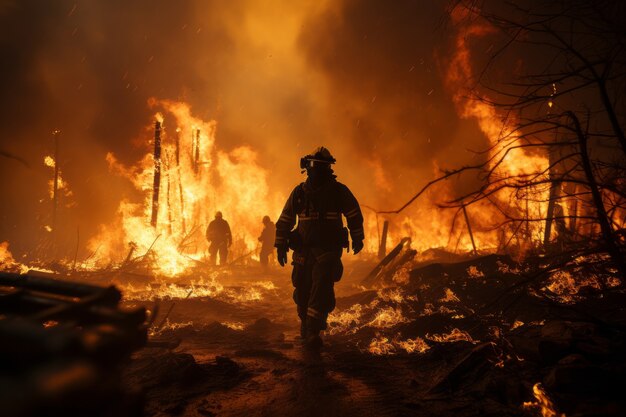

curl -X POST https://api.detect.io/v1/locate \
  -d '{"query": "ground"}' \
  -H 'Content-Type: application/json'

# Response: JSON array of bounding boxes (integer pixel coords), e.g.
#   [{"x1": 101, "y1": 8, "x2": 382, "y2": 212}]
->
[{"x1": 106, "y1": 254, "x2": 626, "y2": 417}]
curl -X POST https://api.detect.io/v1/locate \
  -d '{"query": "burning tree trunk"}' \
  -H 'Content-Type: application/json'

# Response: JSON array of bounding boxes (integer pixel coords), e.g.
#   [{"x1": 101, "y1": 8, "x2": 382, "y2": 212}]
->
[
  {"x1": 543, "y1": 182, "x2": 561, "y2": 247},
  {"x1": 378, "y1": 220, "x2": 389, "y2": 260},
  {"x1": 52, "y1": 130, "x2": 60, "y2": 233},
  {"x1": 165, "y1": 152, "x2": 173, "y2": 235},
  {"x1": 175, "y1": 128, "x2": 186, "y2": 234},
  {"x1": 543, "y1": 138, "x2": 564, "y2": 248},
  {"x1": 569, "y1": 111, "x2": 626, "y2": 281},
  {"x1": 462, "y1": 205, "x2": 477, "y2": 255},
  {"x1": 150, "y1": 120, "x2": 162, "y2": 228},
  {"x1": 563, "y1": 182, "x2": 579, "y2": 239},
  {"x1": 193, "y1": 128, "x2": 200, "y2": 175}
]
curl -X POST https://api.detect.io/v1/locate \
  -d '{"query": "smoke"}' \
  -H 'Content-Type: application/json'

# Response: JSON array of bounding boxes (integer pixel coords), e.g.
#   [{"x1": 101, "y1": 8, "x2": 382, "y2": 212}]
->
[
  {"x1": 298, "y1": 0, "x2": 490, "y2": 203},
  {"x1": 0, "y1": 0, "x2": 491, "y2": 258}
]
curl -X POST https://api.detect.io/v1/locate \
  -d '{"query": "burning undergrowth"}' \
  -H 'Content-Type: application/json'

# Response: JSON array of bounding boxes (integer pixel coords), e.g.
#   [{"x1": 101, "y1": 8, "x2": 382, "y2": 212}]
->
[
  {"x1": 120, "y1": 273, "x2": 277, "y2": 304},
  {"x1": 324, "y1": 247, "x2": 623, "y2": 361}
]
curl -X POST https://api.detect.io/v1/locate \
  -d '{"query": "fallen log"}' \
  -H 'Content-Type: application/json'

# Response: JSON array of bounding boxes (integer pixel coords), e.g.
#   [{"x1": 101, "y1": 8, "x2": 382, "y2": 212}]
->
[
  {"x1": 0, "y1": 273, "x2": 147, "y2": 416},
  {"x1": 0, "y1": 271, "x2": 121, "y2": 303},
  {"x1": 361, "y1": 237, "x2": 411, "y2": 287}
]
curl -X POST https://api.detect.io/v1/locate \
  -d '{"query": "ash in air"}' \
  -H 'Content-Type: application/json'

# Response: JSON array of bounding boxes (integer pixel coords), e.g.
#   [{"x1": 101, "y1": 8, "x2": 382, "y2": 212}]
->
[{"x1": 1, "y1": 1, "x2": 625, "y2": 417}]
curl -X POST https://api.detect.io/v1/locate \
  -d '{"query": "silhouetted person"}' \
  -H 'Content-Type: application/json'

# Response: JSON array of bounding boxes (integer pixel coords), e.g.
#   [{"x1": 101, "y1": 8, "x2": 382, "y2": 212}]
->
[
  {"x1": 258, "y1": 215, "x2": 276, "y2": 267},
  {"x1": 206, "y1": 211, "x2": 232, "y2": 266},
  {"x1": 275, "y1": 147, "x2": 364, "y2": 349},
  {"x1": 553, "y1": 203, "x2": 569, "y2": 249}
]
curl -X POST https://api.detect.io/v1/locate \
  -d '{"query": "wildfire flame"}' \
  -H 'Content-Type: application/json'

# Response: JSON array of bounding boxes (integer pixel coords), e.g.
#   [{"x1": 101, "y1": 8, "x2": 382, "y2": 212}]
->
[
  {"x1": 445, "y1": 7, "x2": 551, "y2": 249},
  {"x1": 87, "y1": 100, "x2": 283, "y2": 275},
  {"x1": 367, "y1": 333, "x2": 430, "y2": 355},
  {"x1": 43, "y1": 155, "x2": 73, "y2": 201},
  {"x1": 120, "y1": 275, "x2": 276, "y2": 303},
  {"x1": 523, "y1": 383, "x2": 566, "y2": 417}
]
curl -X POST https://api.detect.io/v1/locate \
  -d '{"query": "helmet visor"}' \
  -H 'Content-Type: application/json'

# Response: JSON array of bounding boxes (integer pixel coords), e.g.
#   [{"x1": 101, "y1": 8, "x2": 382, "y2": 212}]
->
[{"x1": 300, "y1": 157, "x2": 333, "y2": 169}]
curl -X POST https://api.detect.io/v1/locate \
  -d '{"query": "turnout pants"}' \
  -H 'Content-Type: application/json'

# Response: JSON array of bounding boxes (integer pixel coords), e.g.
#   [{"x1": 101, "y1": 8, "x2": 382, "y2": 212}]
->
[
  {"x1": 259, "y1": 246, "x2": 273, "y2": 267},
  {"x1": 209, "y1": 242, "x2": 228, "y2": 265},
  {"x1": 291, "y1": 247, "x2": 343, "y2": 332}
]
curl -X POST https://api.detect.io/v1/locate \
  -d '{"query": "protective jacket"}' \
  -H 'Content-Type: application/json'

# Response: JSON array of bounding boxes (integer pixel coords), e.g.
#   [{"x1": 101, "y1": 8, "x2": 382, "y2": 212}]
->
[
  {"x1": 275, "y1": 175, "x2": 364, "y2": 333},
  {"x1": 259, "y1": 221, "x2": 276, "y2": 249},
  {"x1": 275, "y1": 178, "x2": 364, "y2": 251},
  {"x1": 206, "y1": 218, "x2": 232, "y2": 245}
]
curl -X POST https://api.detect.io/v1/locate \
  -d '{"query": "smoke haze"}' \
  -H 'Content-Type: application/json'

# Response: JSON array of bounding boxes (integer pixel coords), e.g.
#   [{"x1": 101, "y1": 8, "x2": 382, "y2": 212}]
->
[{"x1": 0, "y1": 0, "x2": 490, "y2": 258}]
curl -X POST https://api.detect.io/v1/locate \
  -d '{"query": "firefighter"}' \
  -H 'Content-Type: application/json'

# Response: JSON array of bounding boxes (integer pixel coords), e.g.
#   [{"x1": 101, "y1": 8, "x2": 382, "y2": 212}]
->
[
  {"x1": 258, "y1": 215, "x2": 276, "y2": 267},
  {"x1": 206, "y1": 211, "x2": 232, "y2": 266},
  {"x1": 275, "y1": 146, "x2": 364, "y2": 349}
]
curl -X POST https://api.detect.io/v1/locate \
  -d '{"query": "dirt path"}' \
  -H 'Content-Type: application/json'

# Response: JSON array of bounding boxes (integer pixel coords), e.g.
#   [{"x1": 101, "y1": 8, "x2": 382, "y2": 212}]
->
[{"x1": 122, "y1": 261, "x2": 432, "y2": 417}]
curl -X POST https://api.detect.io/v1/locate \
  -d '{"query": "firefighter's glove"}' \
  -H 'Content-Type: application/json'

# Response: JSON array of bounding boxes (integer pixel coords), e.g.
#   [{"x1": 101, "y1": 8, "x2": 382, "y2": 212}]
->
[
  {"x1": 352, "y1": 239, "x2": 364, "y2": 254},
  {"x1": 277, "y1": 246, "x2": 288, "y2": 267}
]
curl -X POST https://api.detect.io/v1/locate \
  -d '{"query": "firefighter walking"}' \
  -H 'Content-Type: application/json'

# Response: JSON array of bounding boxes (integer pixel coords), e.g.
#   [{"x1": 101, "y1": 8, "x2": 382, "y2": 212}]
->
[
  {"x1": 206, "y1": 211, "x2": 232, "y2": 266},
  {"x1": 275, "y1": 147, "x2": 364, "y2": 349},
  {"x1": 258, "y1": 215, "x2": 276, "y2": 267}
]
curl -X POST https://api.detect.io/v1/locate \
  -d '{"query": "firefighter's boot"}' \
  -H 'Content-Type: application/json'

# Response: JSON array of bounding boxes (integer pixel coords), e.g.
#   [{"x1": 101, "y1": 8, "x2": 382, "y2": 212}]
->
[
  {"x1": 299, "y1": 319, "x2": 307, "y2": 340},
  {"x1": 304, "y1": 317, "x2": 323, "y2": 350}
]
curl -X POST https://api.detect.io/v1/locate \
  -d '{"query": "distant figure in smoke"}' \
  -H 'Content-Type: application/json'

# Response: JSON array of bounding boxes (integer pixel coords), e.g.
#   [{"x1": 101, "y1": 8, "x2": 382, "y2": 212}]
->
[
  {"x1": 206, "y1": 211, "x2": 232, "y2": 266},
  {"x1": 275, "y1": 147, "x2": 364, "y2": 349},
  {"x1": 553, "y1": 203, "x2": 570, "y2": 249},
  {"x1": 258, "y1": 215, "x2": 276, "y2": 267}
]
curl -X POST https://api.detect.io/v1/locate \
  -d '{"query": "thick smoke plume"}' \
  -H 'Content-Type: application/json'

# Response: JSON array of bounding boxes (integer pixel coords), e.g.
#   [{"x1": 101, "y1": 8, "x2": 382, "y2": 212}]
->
[{"x1": 0, "y1": 0, "x2": 491, "y2": 259}]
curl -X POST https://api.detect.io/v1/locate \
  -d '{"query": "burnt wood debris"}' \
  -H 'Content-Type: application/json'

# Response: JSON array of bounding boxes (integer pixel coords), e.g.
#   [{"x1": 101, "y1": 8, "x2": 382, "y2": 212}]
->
[
  {"x1": 1, "y1": 1, "x2": 626, "y2": 417},
  {"x1": 0, "y1": 271, "x2": 147, "y2": 417}
]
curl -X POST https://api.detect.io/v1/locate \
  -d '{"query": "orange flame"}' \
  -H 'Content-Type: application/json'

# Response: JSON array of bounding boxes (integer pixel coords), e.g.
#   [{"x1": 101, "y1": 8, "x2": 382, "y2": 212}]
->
[
  {"x1": 87, "y1": 100, "x2": 283, "y2": 275},
  {"x1": 444, "y1": 6, "x2": 551, "y2": 248},
  {"x1": 523, "y1": 383, "x2": 566, "y2": 417}
]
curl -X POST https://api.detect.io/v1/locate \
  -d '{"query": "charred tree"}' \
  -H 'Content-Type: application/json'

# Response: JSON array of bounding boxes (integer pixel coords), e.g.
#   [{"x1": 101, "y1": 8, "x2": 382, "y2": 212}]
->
[
  {"x1": 568, "y1": 111, "x2": 626, "y2": 281},
  {"x1": 378, "y1": 220, "x2": 389, "y2": 260},
  {"x1": 543, "y1": 183, "x2": 561, "y2": 248},
  {"x1": 165, "y1": 153, "x2": 173, "y2": 235},
  {"x1": 462, "y1": 205, "x2": 477, "y2": 255},
  {"x1": 193, "y1": 128, "x2": 200, "y2": 175},
  {"x1": 52, "y1": 130, "x2": 60, "y2": 233},
  {"x1": 150, "y1": 120, "x2": 162, "y2": 228},
  {"x1": 175, "y1": 128, "x2": 186, "y2": 234}
]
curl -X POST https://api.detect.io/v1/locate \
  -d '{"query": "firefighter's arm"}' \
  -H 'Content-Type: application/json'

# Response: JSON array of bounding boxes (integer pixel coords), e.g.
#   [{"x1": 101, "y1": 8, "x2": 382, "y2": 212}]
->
[
  {"x1": 340, "y1": 185, "x2": 365, "y2": 253},
  {"x1": 206, "y1": 224, "x2": 212, "y2": 242},
  {"x1": 275, "y1": 188, "x2": 298, "y2": 266}
]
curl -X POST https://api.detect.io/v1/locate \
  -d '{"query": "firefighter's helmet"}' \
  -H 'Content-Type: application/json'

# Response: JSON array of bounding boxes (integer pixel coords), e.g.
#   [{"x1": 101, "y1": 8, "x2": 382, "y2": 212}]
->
[{"x1": 300, "y1": 146, "x2": 336, "y2": 169}]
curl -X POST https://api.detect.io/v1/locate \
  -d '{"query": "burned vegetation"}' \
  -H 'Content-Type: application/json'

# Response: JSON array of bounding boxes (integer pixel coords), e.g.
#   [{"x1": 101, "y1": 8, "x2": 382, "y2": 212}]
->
[{"x1": 2, "y1": 1, "x2": 626, "y2": 417}]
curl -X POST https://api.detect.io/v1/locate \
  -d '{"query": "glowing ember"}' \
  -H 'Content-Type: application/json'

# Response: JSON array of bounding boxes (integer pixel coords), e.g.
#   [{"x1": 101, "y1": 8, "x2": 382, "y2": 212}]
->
[
  {"x1": 466, "y1": 265, "x2": 484, "y2": 278},
  {"x1": 377, "y1": 287, "x2": 414, "y2": 304},
  {"x1": 121, "y1": 275, "x2": 224, "y2": 301},
  {"x1": 223, "y1": 322, "x2": 245, "y2": 331},
  {"x1": 426, "y1": 328, "x2": 474, "y2": 343},
  {"x1": 367, "y1": 306, "x2": 409, "y2": 329},
  {"x1": 328, "y1": 287, "x2": 415, "y2": 335},
  {"x1": 149, "y1": 319, "x2": 193, "y2": 336},
  {"x1": 0, "y1": 241, "x2": 16, "y2": 266},
  {"x1": 523, "y1": 383, "x2": 565, "y2": 417},
  {"x1": 511, "y1": 320, "x2": 525, "y2": 330},
  {"x1": 367, "y1": 333, "x2": 430, "y2": 355},
  {"x1": 367, "y1": 335, "x2": 395, "y2": 355},
  {"x1": 543, "y1": 269, "x2": 620, "y2": 303},
  {"x1": 439, "y1": 288, "x2": 460, "y2": 303},
  {"x1": 0, "y1": 242, "x2": 29, "y2": 274},
  {"x1": 43, "y1": 155, "x2": 73, "y2": 201},
  {"x1": 327, "y1": 304, "x2": 364, "y2": 335}
]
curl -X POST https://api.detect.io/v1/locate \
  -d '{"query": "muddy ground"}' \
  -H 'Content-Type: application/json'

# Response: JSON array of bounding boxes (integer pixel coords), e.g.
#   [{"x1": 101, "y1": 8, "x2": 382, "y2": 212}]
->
[{"x1": 110, "y1": 255, "x2": 626, "y2": 417}]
